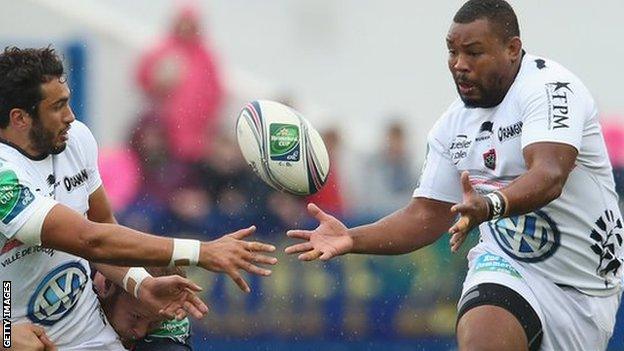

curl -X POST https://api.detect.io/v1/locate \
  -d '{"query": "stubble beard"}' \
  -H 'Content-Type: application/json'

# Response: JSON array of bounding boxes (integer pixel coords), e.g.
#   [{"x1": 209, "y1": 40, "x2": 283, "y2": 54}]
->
[{"x1": 29, "y1": 119, "x2": 66, "y2": 156}]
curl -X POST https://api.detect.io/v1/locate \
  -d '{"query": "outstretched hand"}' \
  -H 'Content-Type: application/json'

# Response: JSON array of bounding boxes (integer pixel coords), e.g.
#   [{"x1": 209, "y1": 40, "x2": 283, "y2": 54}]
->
[
  {"x1": 200, "y1": 226, "x2": 278, "y2": 293},
  {"x1": 139, "y1": 275, "x2": 208, "y2": 320},
  {"x1": 448, "y1": 171, "x2": 489, "y2": 252},
  {"x1": 285, "y1": 203, "x2": 353, "y2": 261}
]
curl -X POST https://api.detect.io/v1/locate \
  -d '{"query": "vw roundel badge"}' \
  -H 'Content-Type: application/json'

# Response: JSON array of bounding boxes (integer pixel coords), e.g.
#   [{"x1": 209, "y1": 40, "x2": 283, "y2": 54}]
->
[{"x1": 27, "y1": 262, "x2": 88, "y2": 325}]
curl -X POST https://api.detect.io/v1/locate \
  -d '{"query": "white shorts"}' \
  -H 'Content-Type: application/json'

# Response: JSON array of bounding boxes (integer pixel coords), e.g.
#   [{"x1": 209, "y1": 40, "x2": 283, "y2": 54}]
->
[{"x1": 460, "y1": 245, "x2": 622, "y2": 351}]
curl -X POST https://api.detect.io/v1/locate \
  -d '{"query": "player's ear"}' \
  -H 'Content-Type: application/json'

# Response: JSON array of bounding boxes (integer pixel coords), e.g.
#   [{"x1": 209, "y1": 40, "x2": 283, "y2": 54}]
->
[
  {"x1": 507, "y1": 36, "x2": 522, "y2": 63},
  {"x1": 9, "y1": 108, "x2": 32, "y2": 130},
  {"x1": 93, "y1": 272, "x2": 115, "y2": 298}
]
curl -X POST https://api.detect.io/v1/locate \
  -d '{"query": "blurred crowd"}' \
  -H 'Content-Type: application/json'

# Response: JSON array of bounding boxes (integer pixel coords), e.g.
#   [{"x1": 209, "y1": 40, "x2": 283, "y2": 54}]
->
[
  {"x1": 100, "y1": 6, "x2": 421, "y2": 243},
  {"x1": 96, "y1": 4, "x2": 624, "y2": 344},
  {"x1": 93, "y1": 5, "x2": 436, "y2": 341}
]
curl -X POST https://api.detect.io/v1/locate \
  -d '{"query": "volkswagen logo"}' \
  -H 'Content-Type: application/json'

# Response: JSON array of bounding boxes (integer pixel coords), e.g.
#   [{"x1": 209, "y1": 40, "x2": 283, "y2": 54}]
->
[
  {"x1": 27, "y1": 262, "x2": 88, "y2": 325},
  {"x1": 488, "y1": 210, "x2": 560, "y2": 262}
]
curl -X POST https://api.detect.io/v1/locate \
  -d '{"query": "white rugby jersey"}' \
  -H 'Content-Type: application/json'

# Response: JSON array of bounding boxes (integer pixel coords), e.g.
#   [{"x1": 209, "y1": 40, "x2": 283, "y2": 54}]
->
[
  {"x1": 0, "y1": 121, "x2": 122, "y2": 348},
  {"x1": 414, "y1": 53, "x2": 623, "y2": 296}
]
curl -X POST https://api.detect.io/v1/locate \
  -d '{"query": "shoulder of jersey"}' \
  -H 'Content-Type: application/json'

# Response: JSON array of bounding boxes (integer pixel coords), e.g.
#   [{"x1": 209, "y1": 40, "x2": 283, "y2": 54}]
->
[
  {"x1": 433, "y1": 98, "x2": 466, "y2": 131},
  {"x1": 0, "y1": 142, "x2": 26, "y2": 169},
  {"x1": 439, "y1": 98, "x2": 465, "y2": 121},
  {"x1": 520, "y1": 53, "x2": 582, "y2": 87},
  {"x1": 0, "y1": 156, "x2": 31, "y2": 184},
  {"x1": 0, "y1": 157, "x2": 15, "y2": 172}
]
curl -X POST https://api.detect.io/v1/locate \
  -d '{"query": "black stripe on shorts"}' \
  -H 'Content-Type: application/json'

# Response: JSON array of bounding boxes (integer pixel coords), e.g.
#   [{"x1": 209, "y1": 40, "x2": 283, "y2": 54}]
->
[{"x1": 457, "y1": 283, "x2": 543, "y2": 351}]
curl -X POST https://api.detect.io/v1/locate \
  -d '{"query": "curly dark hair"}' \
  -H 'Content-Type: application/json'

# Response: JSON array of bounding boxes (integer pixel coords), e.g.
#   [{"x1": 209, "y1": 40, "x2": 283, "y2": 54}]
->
[
  {"x1": 453, "y1": 0, "x2": 520, "y2": 42},
  {"x1": 0, "y1": 46, "x2": 64, "y2": 128}
]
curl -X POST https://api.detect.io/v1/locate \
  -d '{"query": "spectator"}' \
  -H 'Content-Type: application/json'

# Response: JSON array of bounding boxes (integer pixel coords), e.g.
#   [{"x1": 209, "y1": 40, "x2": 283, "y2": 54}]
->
[
  {"x1": 137, "y1": 4, "x2": 225, "y2": 162},
  {"x1": 162, "y1": 184, "x2": 219, "y2": 239},
  {"x1": 264, "y1": 192, "x2": 308, "y2": 238},
  {"x1": 356, "y1": 120, "x2": 418, "y2": 216},
  {"x1": 192, "y1": 132, "x2": 271, "y2": 229},
  {"x1": 192, "y1": 133, "x2": 259, "y2": 200},
  {"x1": 98, "y1": 146, "x2": 140, "y2": 212},
  {"x1": 128, "y1": 112, "x2": 191, "y2": 206},
  {"x1": 118, "y1": 112, "x2": 190, "y2": 234}
]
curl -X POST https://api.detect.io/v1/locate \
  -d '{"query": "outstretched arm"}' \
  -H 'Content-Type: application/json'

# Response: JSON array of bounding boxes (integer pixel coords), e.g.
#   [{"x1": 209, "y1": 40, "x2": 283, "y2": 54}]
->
[
  {"x1": 286, "y1": 198, "x2": 456, "y2": 261},
  {"x1": 43, "y1": 203, "x2": 180, "y2": 266},
  {"x1": 86, "y1": 186, "x2": 208, "y2": 319},
  {"x1": 350, "y1": 198, "x2": 456, "y2": 255},
  {"x1": 35, "y1": 202, "x2": 276, "y2": 293}
]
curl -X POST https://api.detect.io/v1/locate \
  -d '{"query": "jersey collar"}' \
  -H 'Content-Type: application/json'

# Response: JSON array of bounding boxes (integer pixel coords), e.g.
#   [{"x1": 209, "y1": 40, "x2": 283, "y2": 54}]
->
[{"x1": 0, "y1": 138, "x2": 49, "y2": 161}]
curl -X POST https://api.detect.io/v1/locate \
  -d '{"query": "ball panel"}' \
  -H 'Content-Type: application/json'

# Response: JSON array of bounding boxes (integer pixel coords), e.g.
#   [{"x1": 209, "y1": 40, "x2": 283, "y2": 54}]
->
[
  {"x1": 236, "y1": 106, "x2": 275, "y2": 189},
  {"x1": 304, "y1": 121, "x2": 330, "y2": 184}
]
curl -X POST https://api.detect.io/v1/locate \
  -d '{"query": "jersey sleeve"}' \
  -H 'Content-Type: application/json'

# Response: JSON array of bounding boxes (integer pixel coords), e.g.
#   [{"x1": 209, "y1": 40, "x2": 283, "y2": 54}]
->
[
  {"x1": 412, "y1": 119, "x2": 462, "y2": 204},
  {"x1": 0, "y1": 167, "x2": 58, "y2": 246},
  {"x1": 73, "y1": 121, "x2": 102, "y2": 194},
  {"x1": 520, "y1": 79, "x2": 588, "y2": 151}
]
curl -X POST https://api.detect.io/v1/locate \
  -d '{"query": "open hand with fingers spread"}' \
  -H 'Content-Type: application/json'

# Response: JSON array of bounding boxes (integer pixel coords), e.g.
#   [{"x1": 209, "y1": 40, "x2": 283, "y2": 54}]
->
[
  {"x1": 285, "y1": 203, "x2": 353, "y2": 261},
  {"x1": 448, "y1": 171, "x2": 490, "y2": 253},
  {"x1": 139, "y1": 275, "x2": 208, "y2": 320},
  {"x1": 199, "y1": 226, "x2": 278, "y2": 292}
]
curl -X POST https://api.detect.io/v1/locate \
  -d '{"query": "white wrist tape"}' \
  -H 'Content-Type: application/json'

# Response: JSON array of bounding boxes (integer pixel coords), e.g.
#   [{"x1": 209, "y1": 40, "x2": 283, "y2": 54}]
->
[
  {"x1": 122, "y1": 267, "x2": 151, "y2": 298},
  {"x1": 170, "y1": 239, "x2": 201, "y2": 267}
]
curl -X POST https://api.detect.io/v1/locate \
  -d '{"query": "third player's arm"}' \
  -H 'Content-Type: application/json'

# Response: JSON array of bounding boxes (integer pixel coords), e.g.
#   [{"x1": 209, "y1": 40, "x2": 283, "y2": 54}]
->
[{"x1": 349, "y1": 197, "x2": 456, "y2": 255}]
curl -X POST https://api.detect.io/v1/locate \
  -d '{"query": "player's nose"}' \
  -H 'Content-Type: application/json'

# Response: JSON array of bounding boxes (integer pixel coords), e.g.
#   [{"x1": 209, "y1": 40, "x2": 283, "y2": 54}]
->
[
  {"x1": 452, "y1": 53, "x2": 471, "y2": 72},
  {"x1": 65, "y1": 106, "x2": 76, "y2": 123}
]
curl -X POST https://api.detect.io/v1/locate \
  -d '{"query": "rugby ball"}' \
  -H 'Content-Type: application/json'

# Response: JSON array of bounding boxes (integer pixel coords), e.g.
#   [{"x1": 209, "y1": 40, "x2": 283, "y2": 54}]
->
[{"x1": 236, "y1": 100, "x2": 330, "y2": 195}]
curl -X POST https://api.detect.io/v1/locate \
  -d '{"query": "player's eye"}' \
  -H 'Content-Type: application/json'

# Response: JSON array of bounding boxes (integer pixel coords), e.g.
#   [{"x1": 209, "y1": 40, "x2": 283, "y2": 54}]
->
[{"x1": 55, "y1": 99, "x2": 70, "y2": 111}]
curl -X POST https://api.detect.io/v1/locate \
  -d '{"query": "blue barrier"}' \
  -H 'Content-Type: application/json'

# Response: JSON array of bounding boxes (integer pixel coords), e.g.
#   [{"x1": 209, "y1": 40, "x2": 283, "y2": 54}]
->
[{"x1": 64, "y1": 41, "x2": 88, "y2": 124}]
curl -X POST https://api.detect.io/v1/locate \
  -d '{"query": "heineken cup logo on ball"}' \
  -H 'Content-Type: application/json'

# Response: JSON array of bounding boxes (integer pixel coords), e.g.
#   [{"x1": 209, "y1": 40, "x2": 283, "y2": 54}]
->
[{"x1": 270, "y1": 123, "x2": 300, "y2": 161}]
